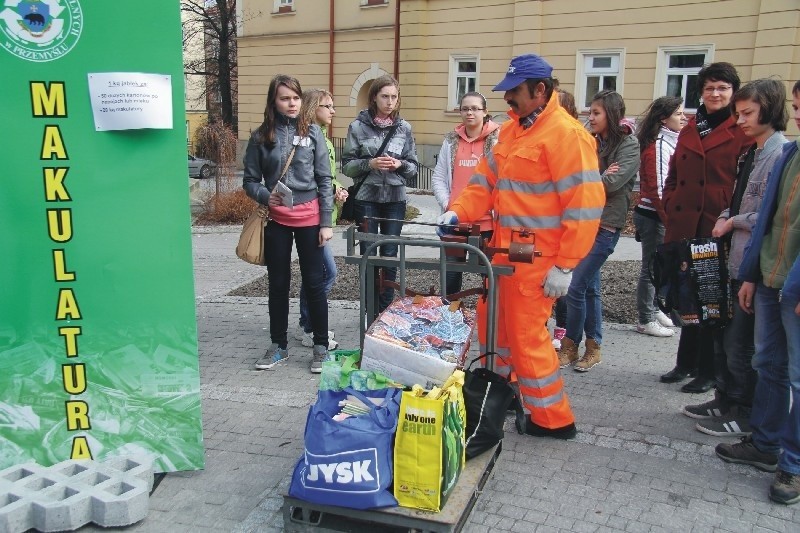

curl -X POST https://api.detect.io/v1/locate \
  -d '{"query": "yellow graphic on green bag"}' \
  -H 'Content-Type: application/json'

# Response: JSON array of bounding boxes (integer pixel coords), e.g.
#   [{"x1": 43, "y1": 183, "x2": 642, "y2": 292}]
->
[{"x1": 394, "y1": 371, "x2": 466, "y2": 511}]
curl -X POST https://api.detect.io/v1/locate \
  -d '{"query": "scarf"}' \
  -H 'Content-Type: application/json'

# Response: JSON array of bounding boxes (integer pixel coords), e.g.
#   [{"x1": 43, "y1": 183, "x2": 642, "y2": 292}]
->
[
  {"x1": 695, "y1": 104, "x2": 731, "y2": 138},
  {"x1": 373, "y1": 115, "x2": 394, "y2": 128}
]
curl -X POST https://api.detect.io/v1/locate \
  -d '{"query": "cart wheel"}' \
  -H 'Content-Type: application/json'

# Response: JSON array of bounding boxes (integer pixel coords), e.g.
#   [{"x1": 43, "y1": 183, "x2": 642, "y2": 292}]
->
[{"x1": 289, "y1": 505, "x2": 323, "y2": 526}]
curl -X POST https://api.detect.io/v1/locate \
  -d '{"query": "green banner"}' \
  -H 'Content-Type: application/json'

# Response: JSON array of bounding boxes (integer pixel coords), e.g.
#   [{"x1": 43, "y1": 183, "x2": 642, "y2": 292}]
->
[{"x1": 0, "y1": 0, "x2": 204, "y2": 472}]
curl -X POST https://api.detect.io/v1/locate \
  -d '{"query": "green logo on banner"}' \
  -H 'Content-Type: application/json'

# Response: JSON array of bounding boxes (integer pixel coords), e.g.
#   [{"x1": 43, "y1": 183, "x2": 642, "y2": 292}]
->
[{"x1": 1, "y1": 0, "x2": 82, "y2": 62}]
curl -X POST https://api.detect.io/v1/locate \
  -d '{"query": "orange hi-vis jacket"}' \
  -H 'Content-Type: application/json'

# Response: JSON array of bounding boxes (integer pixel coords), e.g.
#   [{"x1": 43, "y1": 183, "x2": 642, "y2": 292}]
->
[{"x1": 450, "y1": 93, "x2": 605, "y2": 269}]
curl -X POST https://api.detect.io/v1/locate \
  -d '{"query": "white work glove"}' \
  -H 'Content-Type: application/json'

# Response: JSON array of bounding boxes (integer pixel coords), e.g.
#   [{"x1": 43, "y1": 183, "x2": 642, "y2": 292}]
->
[
  {"x1": 436, "y1": 211, "x2": 459, "y2": 237},
  {"x1": 542, "y1": 266, "x2": 572, "y2": 298}
]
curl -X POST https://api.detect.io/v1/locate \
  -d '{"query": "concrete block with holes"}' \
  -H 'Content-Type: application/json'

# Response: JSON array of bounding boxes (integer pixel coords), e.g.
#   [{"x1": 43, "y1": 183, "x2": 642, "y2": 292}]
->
[{"x1": 0, "y1": 455, "x2": 154, "y2": 533}]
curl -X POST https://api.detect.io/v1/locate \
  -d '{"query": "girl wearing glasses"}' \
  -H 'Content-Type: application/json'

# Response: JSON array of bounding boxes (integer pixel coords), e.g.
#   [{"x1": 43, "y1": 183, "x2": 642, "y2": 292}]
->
[
  {"x1": 432, "y1": 91, "x2": 500, "y2": 297},
  {"x1": 659, "y1": 62, "x2": 754, "y2": 393},
  {"x1": 294, "y1": 89, "x2": 348, "y2": 356}
]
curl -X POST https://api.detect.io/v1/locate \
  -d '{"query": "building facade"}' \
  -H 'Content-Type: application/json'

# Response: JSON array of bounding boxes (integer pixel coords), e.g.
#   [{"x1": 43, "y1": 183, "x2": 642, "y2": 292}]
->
[
  {"x1": 182, "y1": 5, "x2": 208, "y2": 155},
  {"x1": 237, "y1": 0, "x2": 800, "y2": 167}
]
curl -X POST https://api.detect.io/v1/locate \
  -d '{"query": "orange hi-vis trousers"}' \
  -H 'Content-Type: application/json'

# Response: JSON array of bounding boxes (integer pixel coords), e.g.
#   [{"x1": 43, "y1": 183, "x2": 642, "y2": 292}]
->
[{"x1": 477, "y1": 255, "x2": 574, "y2": 429}]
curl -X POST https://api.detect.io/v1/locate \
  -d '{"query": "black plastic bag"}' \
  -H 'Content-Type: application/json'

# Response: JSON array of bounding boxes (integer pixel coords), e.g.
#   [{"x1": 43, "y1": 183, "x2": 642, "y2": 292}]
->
[
  {"x1": 462, "y1": 352, "x2": 516, "y2": 460},
  {"x1": 650, "y1": 237, "x2": 730, "y2": 328},
  {"x1": 340, "y1": 184, "x2": 358, "y2": 222}
]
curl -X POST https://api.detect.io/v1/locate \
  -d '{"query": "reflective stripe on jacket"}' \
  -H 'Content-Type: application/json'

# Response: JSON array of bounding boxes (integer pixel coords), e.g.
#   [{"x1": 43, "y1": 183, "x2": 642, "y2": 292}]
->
[{"x1": 449, "y1": 93, "x2": 605, "y2": 269}]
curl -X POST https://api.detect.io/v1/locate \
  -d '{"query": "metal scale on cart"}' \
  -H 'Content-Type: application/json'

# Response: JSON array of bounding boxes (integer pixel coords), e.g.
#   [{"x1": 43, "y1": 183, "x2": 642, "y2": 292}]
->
[{"x1": 282, "y1": 219, "x2": 541, "y2": 532}]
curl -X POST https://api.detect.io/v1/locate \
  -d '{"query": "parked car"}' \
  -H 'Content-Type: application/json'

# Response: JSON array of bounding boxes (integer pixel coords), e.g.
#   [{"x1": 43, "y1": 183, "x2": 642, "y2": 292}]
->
[{"x1": 188, "y1": 154, "x2": 216, "y2": 179}]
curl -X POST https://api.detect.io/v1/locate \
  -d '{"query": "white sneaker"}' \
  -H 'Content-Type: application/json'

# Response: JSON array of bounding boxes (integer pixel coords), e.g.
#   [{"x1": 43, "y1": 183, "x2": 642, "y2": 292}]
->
[
  {"x1": 655, "y1": 310, "x2": 674, "y2": 328},
  {"x1": 294, "y1": 325, "x2": 306, "y2": 342},
  {"x1": 301, "y1": 330, "x2": 338, "y2": 350},
  {"x1": 636, "y1": 321, "x2": 674, "y2": 337}
]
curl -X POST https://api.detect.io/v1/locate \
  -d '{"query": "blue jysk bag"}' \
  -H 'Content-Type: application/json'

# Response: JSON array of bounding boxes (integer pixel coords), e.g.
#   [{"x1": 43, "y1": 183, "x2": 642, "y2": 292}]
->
[{"x1": 289, "y1": 386, "x2": 401, "y2": 509}]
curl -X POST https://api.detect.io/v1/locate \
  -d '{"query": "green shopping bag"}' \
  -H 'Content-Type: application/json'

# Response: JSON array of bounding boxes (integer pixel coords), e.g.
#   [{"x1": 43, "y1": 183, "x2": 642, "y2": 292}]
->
[{"x1": 320, "y1": 350, "x2": 399, "y2": 391}]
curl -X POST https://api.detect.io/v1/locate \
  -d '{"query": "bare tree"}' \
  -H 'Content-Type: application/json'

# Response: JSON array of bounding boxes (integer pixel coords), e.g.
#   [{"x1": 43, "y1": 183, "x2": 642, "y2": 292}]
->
[{"x1": 181, "y1": 0, "x2": 238, "y2": 133}]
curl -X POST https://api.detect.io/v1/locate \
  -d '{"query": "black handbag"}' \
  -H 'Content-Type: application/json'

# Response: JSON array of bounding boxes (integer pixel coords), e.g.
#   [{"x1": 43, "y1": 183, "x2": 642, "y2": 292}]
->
[
  {"x1": 340, "y1": 122, "x2": 401, "y2": 222},
  {"x1": 462, "y1": 351, "x2": 516, "y2": 460}
]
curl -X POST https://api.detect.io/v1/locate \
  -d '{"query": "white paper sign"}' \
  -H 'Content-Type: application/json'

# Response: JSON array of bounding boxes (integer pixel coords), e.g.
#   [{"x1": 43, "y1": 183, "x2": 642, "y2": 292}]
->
[{"x1": 87, "y1": 73, "x2": 173, "y2": 131}]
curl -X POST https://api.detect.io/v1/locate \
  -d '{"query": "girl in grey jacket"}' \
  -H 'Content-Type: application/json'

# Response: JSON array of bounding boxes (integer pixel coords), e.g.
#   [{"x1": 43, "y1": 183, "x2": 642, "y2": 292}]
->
[
  {"x1": 243, "y1": 75, "x2": 334, "y2": 372},
  {"x1": 342, "y1": 75, "x2": 418, "y2": 312}
]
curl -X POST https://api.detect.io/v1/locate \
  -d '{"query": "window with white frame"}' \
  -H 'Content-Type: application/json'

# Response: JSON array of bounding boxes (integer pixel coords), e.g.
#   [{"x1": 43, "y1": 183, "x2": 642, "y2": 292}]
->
[
  {"x1": 576, "y1": 49, "x2": 624, "y2": 110},
  {"x1": 655, "y1": 45, "x2": 713, "y2": 112},
  {"x1": 361, "y1": 0, "x2": 388, "y2": 6},
  {"x1": 449, "y1": 55, "x2": 479, "y2": 110},
  {"x1": 273, "y1": 0, "x2": 293, "y2": 14}
]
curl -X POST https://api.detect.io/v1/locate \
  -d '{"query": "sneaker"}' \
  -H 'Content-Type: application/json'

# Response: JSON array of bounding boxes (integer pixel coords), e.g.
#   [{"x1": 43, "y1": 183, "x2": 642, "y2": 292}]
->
[
  {"x1": 255, "y1": 344, "x2": 288, "y2": 370},
  {"x1": 636, "y1": 321, "x2": 674, "y2": 337},
  {"x1": 682, "y1": 391, "x2": 730, "y2": 419},
  {"x1": 558, "y1": 336, "x2": 579, "y2": 368},
  {"x1": 310, "y1": 344, "x2": 328, "y2": 374},
  {"x1": 770, "y1": 469, "x2": 800, "y2": 505},
  {"x1": 655, "y1": 310, "x2": 674, "y2": 328},
  {"x1": 695, "y1": 406, "x2": 752, "y2": 436},
  {"x1": 552, "y1": 327, "x2": 566, "y2": 351},
  {"x1": 574, "y1": 338, "x2": 601, "y2": 372},
  {"x1": 715, "y1": 435, "x2": 778, "y2": 472},
  {"x1": 294, "y1": 325, "x2": 306, "y2": 342},
  {"x1": 301, "y1": 330, "x2": 338, "y2": 350}
]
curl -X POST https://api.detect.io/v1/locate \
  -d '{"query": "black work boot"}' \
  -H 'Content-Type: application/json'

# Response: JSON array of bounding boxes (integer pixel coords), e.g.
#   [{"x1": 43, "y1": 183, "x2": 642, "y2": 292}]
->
[{"x1": 515, "y1": 418, "x2": 577, "y2": 440}]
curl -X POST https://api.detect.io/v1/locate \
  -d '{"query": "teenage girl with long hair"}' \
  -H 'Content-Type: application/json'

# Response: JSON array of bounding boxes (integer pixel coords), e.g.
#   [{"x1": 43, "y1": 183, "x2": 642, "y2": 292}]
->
[
  {"x1": 633, "y1": 96, "x2": 687, "y2": 337},
  {"x1": 559, "y1": 90, "x2": 640, "y2": 372},
  {"x1": 293, "y1": 88, "x2": 348, "y2": 352},
  {"x1": 342, "y1": 75, "x2": 419, "y2": 312},
  {"x1": 243, "y1": 75, "x2": 334, "y2": 373}
]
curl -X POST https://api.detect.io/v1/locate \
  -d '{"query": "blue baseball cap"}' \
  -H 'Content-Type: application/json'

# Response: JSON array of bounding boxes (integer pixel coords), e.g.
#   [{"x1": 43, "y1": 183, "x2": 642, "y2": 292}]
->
[{"x1": 493, "y1": 54, "x2": 553, "y2": 92}]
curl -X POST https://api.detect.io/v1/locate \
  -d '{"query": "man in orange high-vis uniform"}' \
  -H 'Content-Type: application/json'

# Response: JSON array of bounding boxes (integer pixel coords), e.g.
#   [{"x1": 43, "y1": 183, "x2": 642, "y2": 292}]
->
[{"x1": 438, "y1": 54, "x2": 605, "y2": 438}]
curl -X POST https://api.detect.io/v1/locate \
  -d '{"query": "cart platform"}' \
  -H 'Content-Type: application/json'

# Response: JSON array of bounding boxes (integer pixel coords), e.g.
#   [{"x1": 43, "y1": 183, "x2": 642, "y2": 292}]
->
[{"x1": 282, "y1": 443, "x2": 500, "y2": 532}]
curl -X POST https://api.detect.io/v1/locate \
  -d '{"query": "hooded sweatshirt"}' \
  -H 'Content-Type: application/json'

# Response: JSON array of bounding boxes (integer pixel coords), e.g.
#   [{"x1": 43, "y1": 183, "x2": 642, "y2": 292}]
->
[{"x1": 432, "y1": 120, "x2": 500, "y2": 230}]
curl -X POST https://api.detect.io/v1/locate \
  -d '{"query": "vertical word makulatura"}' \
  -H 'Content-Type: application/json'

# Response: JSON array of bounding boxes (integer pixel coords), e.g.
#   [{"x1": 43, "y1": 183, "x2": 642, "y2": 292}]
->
[{"x1": 31, "y1": 80, "x2": 93, "y2": 460}]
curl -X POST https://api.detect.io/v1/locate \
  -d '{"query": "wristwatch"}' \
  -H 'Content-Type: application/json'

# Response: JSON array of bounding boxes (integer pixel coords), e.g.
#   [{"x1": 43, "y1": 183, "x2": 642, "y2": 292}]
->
[{"x1": 556, "y1": 266, "x2": 573, "y2": 274}]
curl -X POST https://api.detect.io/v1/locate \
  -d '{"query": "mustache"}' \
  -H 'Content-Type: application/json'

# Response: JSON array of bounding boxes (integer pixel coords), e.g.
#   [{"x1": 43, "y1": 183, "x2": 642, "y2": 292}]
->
[{"x1": 506, "y1": 100, "x2": 517, "y2": 107}]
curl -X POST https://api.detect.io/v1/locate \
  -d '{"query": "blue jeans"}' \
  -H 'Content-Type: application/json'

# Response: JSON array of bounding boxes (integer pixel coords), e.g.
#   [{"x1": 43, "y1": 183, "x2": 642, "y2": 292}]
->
[
  {"x1": 633, "y1": 212, "x2": 665, "y2": 324},
  {"x1": 750, "y1": 282, "x2": 800, "y2": 475},
  {"x1": 355, "y1": 200, "x2": 406, "y2": 312},
  {"x1": 565, "y1": 227, "x2": 620, "y2": 345},
  {"x1": 299, "y1": 243, "x2": 336, "y2": 333}
]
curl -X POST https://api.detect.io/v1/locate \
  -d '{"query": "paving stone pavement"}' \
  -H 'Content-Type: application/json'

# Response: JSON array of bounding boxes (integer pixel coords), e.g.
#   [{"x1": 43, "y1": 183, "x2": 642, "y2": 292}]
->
[{"x1": 82, "y1": 197, "x2": 800, "y2": 532}]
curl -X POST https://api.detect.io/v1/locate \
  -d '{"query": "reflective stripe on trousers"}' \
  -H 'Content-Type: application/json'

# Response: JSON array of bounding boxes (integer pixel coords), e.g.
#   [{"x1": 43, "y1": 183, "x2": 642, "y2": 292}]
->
[{"x1": 476, "y1": 258, "x2": 575, "y2": 428}]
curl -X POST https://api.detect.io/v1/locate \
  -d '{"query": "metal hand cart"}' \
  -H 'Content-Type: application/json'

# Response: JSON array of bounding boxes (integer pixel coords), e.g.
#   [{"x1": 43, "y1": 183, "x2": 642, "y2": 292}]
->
[{"x1": 282, "y1": 220, "x2": 518, "y2": 532}]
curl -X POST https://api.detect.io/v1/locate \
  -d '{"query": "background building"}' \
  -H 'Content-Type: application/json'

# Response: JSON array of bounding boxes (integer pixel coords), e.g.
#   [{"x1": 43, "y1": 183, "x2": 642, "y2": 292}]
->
[
  {"x1": 182, "y1": 6, "x2": 208, "y2": 155},
  {"x1": 237, "y1": 0, "x2": 800, "y2": 170}
]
